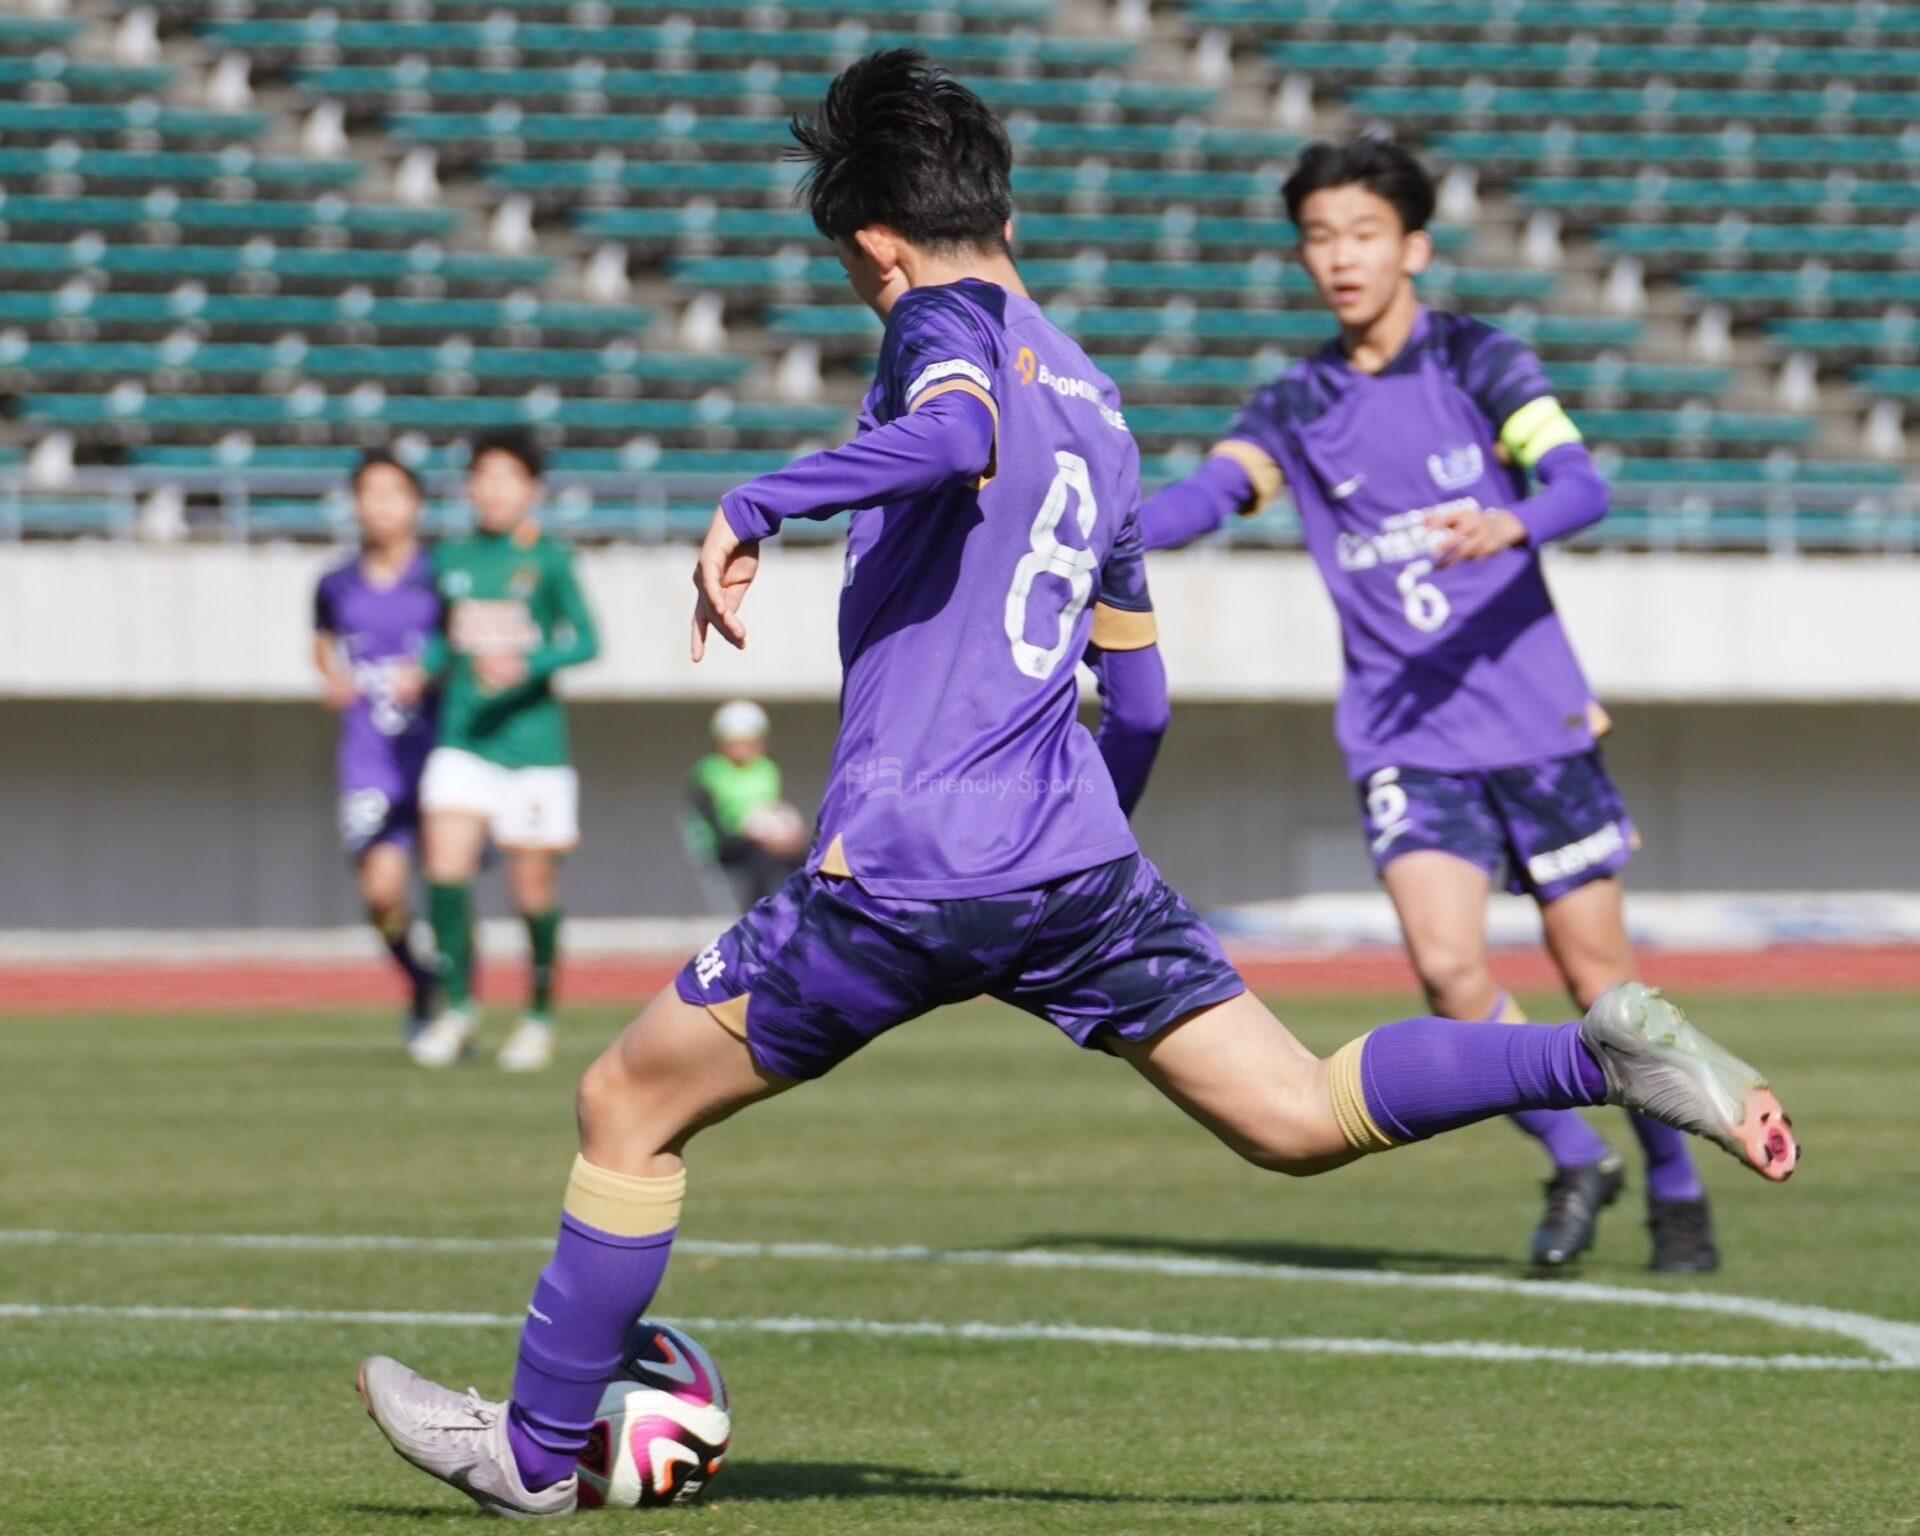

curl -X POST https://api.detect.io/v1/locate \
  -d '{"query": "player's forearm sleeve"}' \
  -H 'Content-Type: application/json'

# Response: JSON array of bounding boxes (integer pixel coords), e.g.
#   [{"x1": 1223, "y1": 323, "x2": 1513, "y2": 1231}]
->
[
  {"x1": 719, "y1": 390, "x2": 995, "y2": 541},
  {"x1": 1089, "y1": 644, "x2": 1170, "y2": 817},
  {"x1": 1512, "y1": 441, "x2": 1610, "y2": 547},
  {"x1": 1139, "y1": 455, "x2": 1254, "y2": 552},
  {"x1": 526, "y1": 562, "x2": 601, "y2": 681}
]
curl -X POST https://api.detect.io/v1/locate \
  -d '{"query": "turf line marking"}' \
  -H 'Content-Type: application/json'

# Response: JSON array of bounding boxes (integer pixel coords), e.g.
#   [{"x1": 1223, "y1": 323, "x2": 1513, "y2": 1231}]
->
[
  {"x1": 0, "y1": 1301, "x2": 1901, "y2": 1374},
  {"x1": 6, "y1": 1227, "x2": 1918, "y2": 1367}
]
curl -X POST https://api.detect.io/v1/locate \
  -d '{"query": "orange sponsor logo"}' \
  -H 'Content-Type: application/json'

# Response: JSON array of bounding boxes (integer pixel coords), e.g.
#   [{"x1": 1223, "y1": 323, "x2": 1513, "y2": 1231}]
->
[{"x1": 1015, "y1": 346, "x2": 1037, "y2": 386}]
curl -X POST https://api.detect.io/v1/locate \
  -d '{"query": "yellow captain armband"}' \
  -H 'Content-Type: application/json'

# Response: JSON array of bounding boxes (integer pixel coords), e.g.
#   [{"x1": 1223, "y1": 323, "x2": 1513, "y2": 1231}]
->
[
  {"x1": 1090, "y1": 603, "x2": 1159, "y2": 652},
  {"x1": 1499, "y1": 396, "x2": 1584, "y2": 473},
  {"x1": 1206, "y1": 439, "x2": 1284, "y2": 516}
]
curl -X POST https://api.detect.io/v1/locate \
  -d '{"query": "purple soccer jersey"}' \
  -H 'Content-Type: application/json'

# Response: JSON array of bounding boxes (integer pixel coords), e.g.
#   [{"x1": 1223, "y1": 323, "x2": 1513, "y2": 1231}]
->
[
  {"x1": 313, "y1": 551, "x2": 440, "y2": 850},
  {"x1": 1224, "y1": 308, "x2": 1601, "y2": 779},
  {"x1": 725, "y1": 279, "x2": 1155, "y2": 898}
]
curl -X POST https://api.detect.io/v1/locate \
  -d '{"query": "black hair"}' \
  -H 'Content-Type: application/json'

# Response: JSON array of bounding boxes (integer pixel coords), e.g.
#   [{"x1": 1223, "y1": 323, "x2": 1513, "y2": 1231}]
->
[
  {"x1": 789, "y1": 48, "x2": 1013, "y2": 253},
  {"x1": 467, "y1": 427, "x2": 544, "y2": 480},
  {"x1": 351, "y1": 446, "x2": 422, "y2": 498},
  {"x1": 1282, "y1": 137, "x2": 1436, "y2": 234}
]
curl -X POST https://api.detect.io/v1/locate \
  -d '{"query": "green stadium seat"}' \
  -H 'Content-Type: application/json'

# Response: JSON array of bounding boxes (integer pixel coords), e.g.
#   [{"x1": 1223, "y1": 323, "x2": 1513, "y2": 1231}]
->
[
  {"x1": 0, "y1": 193, "x2": 460, "y2": 241},
  {"x1": 1185, "y1": 0, "x2": 1920, "y2": 40},
  {"x1": 205, "y1": 19, "x2": 1130, "y2": 72},
  {"x1": 1601, "y1": 224, "x2": 1920, "y2": 265},
  {"x1": 1433, "y1": 130, "x2": 1912, "y2": 173},
  {"x1": 0, "y1": 290, "x2": 653, "y2": 339},
  {"x1": 0, "y1": 241, "x2": 555, "y2": 291},
  {"x1": 1349, "y1": 84, "x2": 1916, "y2": 128},
  {"x1": 0, "y1": 147, "x2": 363, "y2": 194},
  {"x1": 22, "y1": 392, "x2": 850, "y2": 440},
  {"x1": 0, "y1": 57, "x2": 174, "y2": 96},
  {"x1": 0, "y1": 102, "x2": 272, "y2": 144},
  {"x1": 0, "y1": 341, "x2": 741, "y2": 391},
  {"x1": 1515, "y1": 178, "x2": 1920, "y2": 218}
]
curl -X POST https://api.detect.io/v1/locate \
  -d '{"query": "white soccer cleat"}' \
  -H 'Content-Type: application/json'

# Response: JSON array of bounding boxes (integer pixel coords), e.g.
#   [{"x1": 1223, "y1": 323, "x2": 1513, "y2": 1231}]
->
[
  {"x1": 408, "y1": 1008, "x2": 476, "y2": 1069},
  {"x1": 497, "y1": 1017, "x2": 555, "y2": 1074},
  {"x1": 1581, "y1": 983, "x2": 1798, "y2": 1182},
  {"x1": 356, "y1": 1355, "x2": 576, "y2": 1518}
]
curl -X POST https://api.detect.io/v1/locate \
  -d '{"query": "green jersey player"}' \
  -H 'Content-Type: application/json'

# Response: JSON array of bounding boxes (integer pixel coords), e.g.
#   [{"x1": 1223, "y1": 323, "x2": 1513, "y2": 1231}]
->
[{"x1": 401, "y1": 429, "x2": 601, "y2": 1072}]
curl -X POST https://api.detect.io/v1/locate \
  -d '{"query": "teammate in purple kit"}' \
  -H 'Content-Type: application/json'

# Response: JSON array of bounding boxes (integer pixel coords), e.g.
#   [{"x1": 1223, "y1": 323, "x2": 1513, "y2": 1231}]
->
[
  {"x1": 1138, "y1": 138, "x2": 1716, "y2": 1273},
  {"x1": 312, "y1": 449, "x2": 441, "y2": 1039},
  {"x1": 355, "y1": 57, "x2": 1796, "y2": 1516}
]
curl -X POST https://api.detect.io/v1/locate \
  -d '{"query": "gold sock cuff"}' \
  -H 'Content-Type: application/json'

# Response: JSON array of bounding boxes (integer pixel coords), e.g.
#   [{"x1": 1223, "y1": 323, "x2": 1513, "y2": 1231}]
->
[
  {"x1": 1329, "y1": 1035, "x2": 1399, "y2": 1154},
  {"x1": 562, "y1": 1154, "x2": 686, "y2": 1238}
]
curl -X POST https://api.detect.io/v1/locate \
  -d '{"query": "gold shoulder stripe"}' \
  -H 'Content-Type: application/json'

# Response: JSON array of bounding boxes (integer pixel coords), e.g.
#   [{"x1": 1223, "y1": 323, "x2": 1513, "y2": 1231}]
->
[
  {"x1": 1207, "y1": 439, "x2": 1284, "y2": 515},
  {"x1": 910, "y1": 377, "x2": 999, "y2": 488},
  {"x1": 1090, "y1": 602, "x2": 1158, "y2": 652},
  {"x1": 1499, "y1": 395, "x2": 1583, "y2": 472}
]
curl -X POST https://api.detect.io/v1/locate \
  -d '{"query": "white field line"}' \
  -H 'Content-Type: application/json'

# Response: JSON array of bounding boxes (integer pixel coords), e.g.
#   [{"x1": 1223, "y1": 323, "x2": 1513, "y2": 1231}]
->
[
  {"x1": 5, "y1": 1228, "x2": 1918, "y2": 1369},
  {"x1": 0, "y1": 1301, "x2": 1901, "y2": 1374}
]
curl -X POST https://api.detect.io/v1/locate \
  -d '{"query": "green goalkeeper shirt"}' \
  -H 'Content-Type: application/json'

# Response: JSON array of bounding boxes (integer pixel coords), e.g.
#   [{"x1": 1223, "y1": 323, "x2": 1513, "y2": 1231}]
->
[{"x1": 424, "y1": 525, "x2": 600, "y2": 769}]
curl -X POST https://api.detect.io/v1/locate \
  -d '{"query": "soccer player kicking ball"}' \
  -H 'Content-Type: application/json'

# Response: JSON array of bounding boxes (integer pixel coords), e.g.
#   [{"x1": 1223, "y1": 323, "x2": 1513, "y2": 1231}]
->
[
  {"x1": 1138, "y1": 138, "x2": 1718, "y2": 1272},
  {"x1": 402, "y1": 430, "x2": 601, "y2": 1074},
  {"x1": 312, "y1": 449, "x2": 441, "y2": 1040},
  {"x1": 356, "y1": 55, "x2": 1796, "y2": 1516}
]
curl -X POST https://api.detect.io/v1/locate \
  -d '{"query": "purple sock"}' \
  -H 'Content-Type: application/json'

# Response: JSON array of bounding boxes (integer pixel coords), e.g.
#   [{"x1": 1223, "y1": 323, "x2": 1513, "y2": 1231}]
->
[
  {"x1": 1511, "y1": 1108, "x2": 1612, "y2": 1169},
  {"x1": 1360, "y1": 1017, "x2": 1608, "y2": 1144},
  {"x1": 1465, "y1": 992, "x2": 1612, "y2": 1170},
  {"x1": 506, "y1": 1214, "x2": 677, "y2": 1491},
  {"x1": 1632, "y1": 1112, "x2": 1705, "y2": 1202}
]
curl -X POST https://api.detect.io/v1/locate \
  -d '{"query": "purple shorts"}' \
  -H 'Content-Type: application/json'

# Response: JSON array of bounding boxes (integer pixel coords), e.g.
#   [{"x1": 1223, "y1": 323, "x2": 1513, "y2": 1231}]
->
[
  {"x1": 337, "y1": 783, "x2": 420, "y2": 862},
  {"x1": 1357, "y1": 749, "x2": 1637, "y2": 904},
  {"x1": 676, "y1": 853, "x2": 1246, "y2": 1081}
]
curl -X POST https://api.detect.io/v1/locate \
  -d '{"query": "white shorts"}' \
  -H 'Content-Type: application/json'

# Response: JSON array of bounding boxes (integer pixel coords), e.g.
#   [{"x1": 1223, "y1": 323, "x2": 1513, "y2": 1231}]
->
[{"x1": 420, "y1": 748, "x2": 580, "y2": 851}]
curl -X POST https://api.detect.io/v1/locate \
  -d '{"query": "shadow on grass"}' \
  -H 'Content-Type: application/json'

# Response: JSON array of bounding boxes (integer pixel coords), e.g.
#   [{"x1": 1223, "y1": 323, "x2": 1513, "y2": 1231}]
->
[
  {"x1": 1013, "y1": 1232, "x2": 1521, "y2": 1275},
  {"x1": 344, "y1": 1464, "x2": 1680, "y2": 1517},
  {"x1": 713, "y1": 1461, "x2": 1681, "y2": 1511}
]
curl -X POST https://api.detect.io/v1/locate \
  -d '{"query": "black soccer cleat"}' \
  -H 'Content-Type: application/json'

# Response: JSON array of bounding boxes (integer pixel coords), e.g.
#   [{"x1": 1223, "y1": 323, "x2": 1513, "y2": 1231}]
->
[
  {"x1": 1530, "y1": 1154, "x2": 1625, "y2": 1269},
  {"x1": 1647, "y1": 1196, "x2": 1721, "y2": 1274}
]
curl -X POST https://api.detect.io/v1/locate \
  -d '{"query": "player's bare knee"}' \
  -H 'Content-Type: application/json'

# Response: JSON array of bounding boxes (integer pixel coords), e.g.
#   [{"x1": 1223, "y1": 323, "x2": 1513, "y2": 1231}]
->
[{"x1": 1412, "y1": 947, "x2": 1492, "y2": 1015}]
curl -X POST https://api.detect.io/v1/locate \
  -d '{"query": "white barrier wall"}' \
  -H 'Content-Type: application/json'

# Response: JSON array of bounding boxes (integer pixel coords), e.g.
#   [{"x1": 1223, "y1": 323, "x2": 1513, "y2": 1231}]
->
[
  {"x1": 2, "y1": 544, "x2": 1916, "y2": 702},
  {"x1": 0, "y1": 546, "x2": 1913, "y2": 927}
]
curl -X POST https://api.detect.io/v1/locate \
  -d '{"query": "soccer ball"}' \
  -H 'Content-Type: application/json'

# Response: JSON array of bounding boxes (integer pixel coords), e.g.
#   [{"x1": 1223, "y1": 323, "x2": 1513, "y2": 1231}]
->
[{"x1": 575, "y1": 1322, "x2": 731, "y2": 1509}]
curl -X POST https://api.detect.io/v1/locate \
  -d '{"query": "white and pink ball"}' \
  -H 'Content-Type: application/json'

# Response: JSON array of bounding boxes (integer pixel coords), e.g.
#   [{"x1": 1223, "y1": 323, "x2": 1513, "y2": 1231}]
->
[{"x1": 575, "y1": 1323, "x2": 731, "y2": 1509}]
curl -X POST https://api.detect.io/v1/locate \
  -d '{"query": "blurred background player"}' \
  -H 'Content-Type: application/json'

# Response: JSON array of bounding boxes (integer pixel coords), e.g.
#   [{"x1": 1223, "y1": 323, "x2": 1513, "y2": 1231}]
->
[
  {"x1": 402, "y1": 429, "x2": 601, "y2": 1074},
  {"x1": 685, "y1": 699, "x2": 809, "y2": 910},
  {"x1": 312, "y1": 449, "x2": 440, "y2": 1041},
  {"x1": 1140, "y1": 138, "x2": 1717, "y2": 1274}
]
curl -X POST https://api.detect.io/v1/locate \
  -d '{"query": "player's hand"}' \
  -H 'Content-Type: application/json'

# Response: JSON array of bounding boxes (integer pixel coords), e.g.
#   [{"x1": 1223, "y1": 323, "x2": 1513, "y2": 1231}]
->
[
  {"x1": 322, "y1": 674, "x2": 357, "y2": 711},
  {"x1": 692, "y1": 506, "x2": 759, "y2": 661},
  {"x1": 474, "y1": 652, "x2": 529, "y2": 691},
  {"x1": 388, "y1": 662, "x2": 427, "y2": 706},
  {"x1": 1428, "y1": 505, "x2": 1527, "y2": 565}
]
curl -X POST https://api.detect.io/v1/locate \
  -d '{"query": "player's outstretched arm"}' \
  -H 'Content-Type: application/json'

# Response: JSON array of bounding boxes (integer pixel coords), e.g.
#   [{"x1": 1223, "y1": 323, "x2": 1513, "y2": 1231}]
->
[
  {"x1": 691, "y1": 390, "x2": 994, "y2": 659},
  {"x1": 526, "y1": 549, "x2": 601, "y2": 681},
  {"x1": 1428, "y1": 442, "x2": 1611, "y2": 564},
  {"x1": 722, "y1": 391, "x2": 993, "y2": 541},
  {"x1": 1138, "y1": 441, "x2": 1284, "y2": 552},
  {"x1": 1087, "y1": 644, "x2": 1169, "y2": 816}
]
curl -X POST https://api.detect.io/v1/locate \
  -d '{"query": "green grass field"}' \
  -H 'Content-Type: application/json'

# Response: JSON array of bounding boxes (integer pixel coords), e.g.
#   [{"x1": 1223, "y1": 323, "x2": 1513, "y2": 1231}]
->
[{"x1": 1, "y1": 994, "x2": 1914, "y2": 1536}]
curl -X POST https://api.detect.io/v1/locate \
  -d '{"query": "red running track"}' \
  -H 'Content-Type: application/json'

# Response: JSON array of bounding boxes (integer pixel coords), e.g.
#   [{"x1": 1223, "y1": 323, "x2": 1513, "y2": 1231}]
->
[{"x1": 2, "y1": 946, "x2": 1917, "y2": 1015}]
